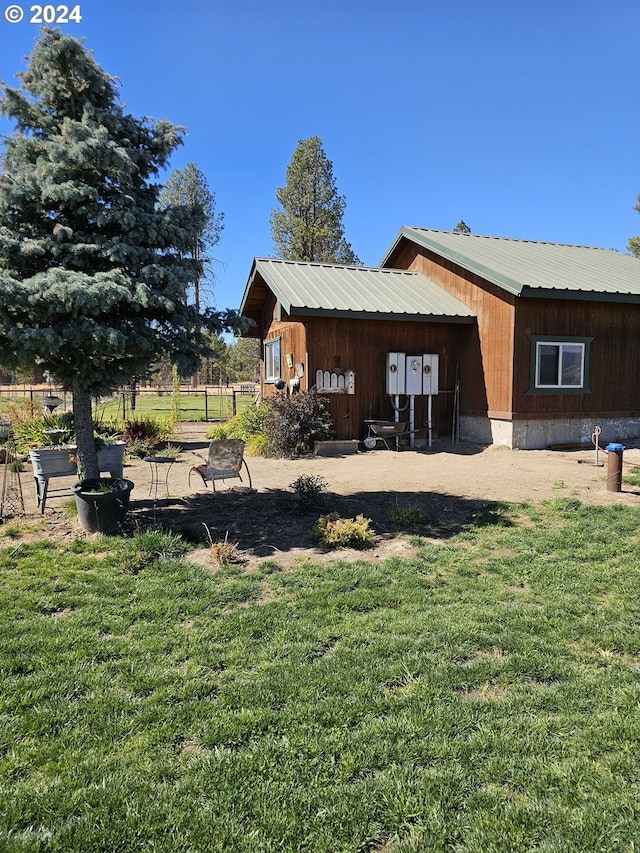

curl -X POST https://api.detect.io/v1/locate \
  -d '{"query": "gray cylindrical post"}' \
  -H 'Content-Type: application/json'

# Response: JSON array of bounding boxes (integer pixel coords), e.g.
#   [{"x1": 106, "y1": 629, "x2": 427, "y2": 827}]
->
[{"x1": 605, "y1": 443, "x2": 625, "y2": 492}]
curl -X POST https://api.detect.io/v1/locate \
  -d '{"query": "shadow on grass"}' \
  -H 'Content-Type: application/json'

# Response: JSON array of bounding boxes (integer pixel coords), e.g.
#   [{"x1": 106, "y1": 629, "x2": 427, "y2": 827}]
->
[{"x1": 127, "y1": 487, "x2": 513, "y2": 556}]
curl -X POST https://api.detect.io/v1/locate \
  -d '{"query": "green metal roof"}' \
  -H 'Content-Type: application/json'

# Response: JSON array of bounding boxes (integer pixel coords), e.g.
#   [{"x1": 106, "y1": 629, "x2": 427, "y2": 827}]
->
[
  {"x1": 381, "y1": 227, "x2": 640, "y2": 300},
  {"x1": 240, "y1": 258, "x2": 477, "y2": 323}
]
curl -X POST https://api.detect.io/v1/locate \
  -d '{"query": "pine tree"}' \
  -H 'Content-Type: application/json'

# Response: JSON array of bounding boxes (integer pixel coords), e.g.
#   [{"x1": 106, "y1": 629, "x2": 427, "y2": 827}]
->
[
  {"x1": 158, "y1": 162, "x2": 224, "y2": 312},
  {"x1": 270, "y1": 136, "x2": 360, "y2": 264},
  {"x1": 0, "y1": 28, "x2": 240, "y2": 477},
  {"x1": 628, "y1": 195, "x2": 640, "y2": 258}
]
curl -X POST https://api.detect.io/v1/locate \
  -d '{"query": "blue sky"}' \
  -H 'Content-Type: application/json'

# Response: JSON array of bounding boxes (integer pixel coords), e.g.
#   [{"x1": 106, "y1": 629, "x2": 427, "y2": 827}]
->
[{"x1": 2, "y1": 0, "x2": 639, "y2": 314}]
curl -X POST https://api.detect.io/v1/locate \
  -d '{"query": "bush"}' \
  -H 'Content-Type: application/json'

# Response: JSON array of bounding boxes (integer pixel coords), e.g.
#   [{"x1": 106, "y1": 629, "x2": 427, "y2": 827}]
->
[
  {"x1": 268, "y1": 390, "x2": 334, "y2": 457},
  {"x1": 208, "y1": 402, "x2": 271, "y2": 453},
  {"x1": 387, "y1": 505, "x2": 426, "y2": 527},
  {"x1": 9, "y1": 410, "x2": 74, "y2": 452},
  {"x1": 314, "y1": 512, "x2": 375, "y2": 550},
  {"x1": 289, "y1": 474, "x2": 328, "y2": 510},
  {"x1": 122, "y1": 416, "x2": 172, "y2": 458}
]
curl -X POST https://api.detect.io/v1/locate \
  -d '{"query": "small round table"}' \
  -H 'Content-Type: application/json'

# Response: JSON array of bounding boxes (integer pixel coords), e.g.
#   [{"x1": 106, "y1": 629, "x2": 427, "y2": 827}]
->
[{"x1": 143, "y1": 456, "x2": 176, "y2": 499}]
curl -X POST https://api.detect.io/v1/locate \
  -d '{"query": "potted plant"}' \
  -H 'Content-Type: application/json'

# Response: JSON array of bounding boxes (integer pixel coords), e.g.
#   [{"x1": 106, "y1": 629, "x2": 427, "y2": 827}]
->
[{"x1": 72, "y1": 477, "x2": 134, "y2": 534}]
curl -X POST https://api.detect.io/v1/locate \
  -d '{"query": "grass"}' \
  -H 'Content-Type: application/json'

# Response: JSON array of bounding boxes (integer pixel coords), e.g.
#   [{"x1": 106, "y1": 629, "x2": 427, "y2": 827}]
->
[
  {"x1": 1, "y1": 503, "x2": 640, "y2": 851},
  {"x1": 95, "y1": 392, "x2": 257, "y2": 422}
]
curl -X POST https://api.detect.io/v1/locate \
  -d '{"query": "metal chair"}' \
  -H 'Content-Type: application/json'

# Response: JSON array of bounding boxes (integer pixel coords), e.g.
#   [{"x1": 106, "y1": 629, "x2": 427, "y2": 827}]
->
[{"x1": 189, "y1": 439, "x2": 253, "y2": 492}]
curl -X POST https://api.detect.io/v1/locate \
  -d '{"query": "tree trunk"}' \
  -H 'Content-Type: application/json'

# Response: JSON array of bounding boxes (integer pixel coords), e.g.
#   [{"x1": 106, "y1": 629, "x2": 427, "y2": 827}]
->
[{"x1": 72, "y1": 385, "x2": 99, "y2": 479}]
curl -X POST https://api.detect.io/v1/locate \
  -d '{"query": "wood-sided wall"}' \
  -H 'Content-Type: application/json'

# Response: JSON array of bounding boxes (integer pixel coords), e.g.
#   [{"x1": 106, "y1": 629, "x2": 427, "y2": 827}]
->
[
  {"x1": 262, "y1": 306, "x2": 466, "y2": 440},
  {"x1": 387, "y1": 239, "x2": 640, "y2": 423},
  {"x1": 513, "y1": 297, "x2": 640, "y2": 419},
  {"x1": 385, "y1": 241, "x2": 515, "y2": 420}
]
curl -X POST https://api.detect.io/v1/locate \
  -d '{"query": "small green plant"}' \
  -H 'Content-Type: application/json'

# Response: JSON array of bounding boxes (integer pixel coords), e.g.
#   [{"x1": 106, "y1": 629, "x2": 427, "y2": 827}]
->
[
  {"x1": 151, "y1": 443, "x2": 182, "y2": 459},
  {"x1": 289, "y1": 474, "x2": 328, "y2": 509},
  {"x1": 387, "y1": 504, "x2": 426, "y2": 527},
  {"x1": 81, "y1": 479, "x2": 120, "y2": 494},
  {"x1": 314, "y1": 512, "x2": 375, "y2": 550}
]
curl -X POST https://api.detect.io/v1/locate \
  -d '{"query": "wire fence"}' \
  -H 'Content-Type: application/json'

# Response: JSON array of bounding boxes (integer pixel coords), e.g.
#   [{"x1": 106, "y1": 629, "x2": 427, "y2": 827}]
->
[{"x1": 0, "y1": 384, "x2": 259, "y2": 423}]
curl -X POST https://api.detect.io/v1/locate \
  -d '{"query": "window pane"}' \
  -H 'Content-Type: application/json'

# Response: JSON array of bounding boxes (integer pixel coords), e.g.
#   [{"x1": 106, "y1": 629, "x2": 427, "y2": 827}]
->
[
  {"x1": 560, "y1": 344, "x2": 583, "y2": 386},
  {"x1": 537, "y1": 344, "x2": 559, "y2": 385},
  {"x1": 264, "y1": 339, "x2": 280, "y2": 381}
]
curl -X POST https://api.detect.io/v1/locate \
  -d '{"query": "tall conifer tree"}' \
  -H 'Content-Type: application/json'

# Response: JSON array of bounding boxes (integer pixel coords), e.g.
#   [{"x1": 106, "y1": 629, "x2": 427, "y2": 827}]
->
[
  {"x1": 0, "y1": 28, "x2": 240, "y2": 477},
  {"x1": 158, "y1": 162, "x2": 223, "y2": 312},
  {"x1": 628, "y1": 194, "x2": 640, "y2": 258},
  {"x1": 270, "y1": 136, "x2": 360, "y2": 264}
]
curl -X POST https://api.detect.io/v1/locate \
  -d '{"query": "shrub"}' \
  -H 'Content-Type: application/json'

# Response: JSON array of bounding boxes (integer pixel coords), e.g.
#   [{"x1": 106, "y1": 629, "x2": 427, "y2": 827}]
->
[
  {"x1": 314, "y1": 512, "x2": 375, "y2": 549},
  {"x1": 208, "y1": 402, "x2": 272, "y2": 453},
  {"x1": 267, "y1": 390, "x2": 333, "y2": 457},
  {"x1": 122, "y1": 416, "x2": 172, "y2": 458},
  {"x1": 10, "y1": 411, "x2": 74, "y2": 452},
  {"x1": 387, "y1": 505, "x2": 426, "y2": 527},
  {"x1": 289, "y1": 474, "x2": 328, "y2": 510}
]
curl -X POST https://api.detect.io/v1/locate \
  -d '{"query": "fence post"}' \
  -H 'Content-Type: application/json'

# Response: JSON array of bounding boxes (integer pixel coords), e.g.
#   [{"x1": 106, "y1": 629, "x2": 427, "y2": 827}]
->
[
  {"x1": 232, "y1": 389, "x2": 237, "y2": 418},
  {"x1": 204, "y1": 388, "x2": 208, "y2": 422}
]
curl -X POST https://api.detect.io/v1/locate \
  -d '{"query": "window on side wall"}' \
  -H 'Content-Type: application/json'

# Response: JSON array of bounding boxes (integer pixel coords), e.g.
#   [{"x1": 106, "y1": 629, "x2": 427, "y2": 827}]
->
[
  {"x1": 264, "y1": 338, "x2": 281, "y2": 383},
  {"x1": 528, "y1": 335, "x2": 592, "y2": 394}
]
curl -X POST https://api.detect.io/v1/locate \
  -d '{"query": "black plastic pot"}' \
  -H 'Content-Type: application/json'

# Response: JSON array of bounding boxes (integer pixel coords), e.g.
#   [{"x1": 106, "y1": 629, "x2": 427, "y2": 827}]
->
[{"x1": 72, "y1": 478, "x2": 134, "y2": 534}]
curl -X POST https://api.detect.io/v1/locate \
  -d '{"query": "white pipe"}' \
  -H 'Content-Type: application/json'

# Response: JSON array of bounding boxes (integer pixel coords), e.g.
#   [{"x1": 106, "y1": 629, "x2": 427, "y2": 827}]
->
[{"x1": 409, "y1": 395, "x2": 415, "y2": 448}]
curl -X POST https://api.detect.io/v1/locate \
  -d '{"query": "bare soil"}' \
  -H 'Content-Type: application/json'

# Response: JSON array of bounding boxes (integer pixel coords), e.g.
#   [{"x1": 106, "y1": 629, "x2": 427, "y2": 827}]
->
[{"x1": 7, "y1": 422, "x2": 640, "y2": 566}]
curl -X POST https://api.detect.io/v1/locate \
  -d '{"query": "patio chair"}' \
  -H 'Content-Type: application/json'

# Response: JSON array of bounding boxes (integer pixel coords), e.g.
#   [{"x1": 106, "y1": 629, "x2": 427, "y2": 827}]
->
[{"x1": 189, "y1": 439, "x2": 253, "y2": 492}]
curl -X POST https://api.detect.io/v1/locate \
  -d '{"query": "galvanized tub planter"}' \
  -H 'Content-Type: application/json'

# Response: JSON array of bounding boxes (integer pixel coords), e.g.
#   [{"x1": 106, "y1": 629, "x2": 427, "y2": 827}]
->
[
  {"x1": 95, "y1": 441, "x2": 126, "y2": 478},
  {"x1": 29, "y1": 441, "x2": 127, "y2": 513},
  {"x1": 28, "y1": 447, "x2": 77, "y2": 512},
  {"x1": 72, "y1": 478, "x2": 134, "y2": 534}
]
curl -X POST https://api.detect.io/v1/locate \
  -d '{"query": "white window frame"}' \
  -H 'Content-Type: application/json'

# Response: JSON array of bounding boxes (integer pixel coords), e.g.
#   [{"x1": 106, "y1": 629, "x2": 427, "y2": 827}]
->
[
  {"x1": 264, "y1": 337, "x2": 281, "y2": 383},
  {"x1": 532, "y1": 338, "x2": 590, "y2": 391}
]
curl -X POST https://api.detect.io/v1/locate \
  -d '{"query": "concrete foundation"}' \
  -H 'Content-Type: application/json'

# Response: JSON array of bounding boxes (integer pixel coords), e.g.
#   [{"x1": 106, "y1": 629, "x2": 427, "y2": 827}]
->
[{"x1": 460, "y1": 415, "x2": 640, "y2": 450}]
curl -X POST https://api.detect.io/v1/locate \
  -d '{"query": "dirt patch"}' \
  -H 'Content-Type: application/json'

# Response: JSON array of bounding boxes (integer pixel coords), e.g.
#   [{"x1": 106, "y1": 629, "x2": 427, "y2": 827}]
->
[{"x1": 5, "y1": 422, "x2": 640, "y2": 565}]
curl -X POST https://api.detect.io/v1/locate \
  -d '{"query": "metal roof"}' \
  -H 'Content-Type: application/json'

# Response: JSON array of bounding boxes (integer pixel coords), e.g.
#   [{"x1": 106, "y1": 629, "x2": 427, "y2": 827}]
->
[
  {"x1": 240, "y1": 258, "x2": 477, "y2": 323},
  {"x1": 381, "y1": 227, "x2": 640, "y2": 299}
]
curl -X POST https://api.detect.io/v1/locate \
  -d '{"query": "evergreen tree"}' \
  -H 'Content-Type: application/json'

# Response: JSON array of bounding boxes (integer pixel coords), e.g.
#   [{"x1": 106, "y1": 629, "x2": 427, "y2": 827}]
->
[
  {"x1": 628, "y1": 195, "x2": 640, "y2": 258},
  {"x1": 158, "y1": 162, "x2": 224, "y2": 312},
  {"x1": 226, "y1": 338, "x2": 260, "y2": 383},
  {"x1": 270, "y1": 136, "x2": 360, "y2": 264},
  {"x1": 0, "y1": 28, "x2": 240, "y2": 477}
]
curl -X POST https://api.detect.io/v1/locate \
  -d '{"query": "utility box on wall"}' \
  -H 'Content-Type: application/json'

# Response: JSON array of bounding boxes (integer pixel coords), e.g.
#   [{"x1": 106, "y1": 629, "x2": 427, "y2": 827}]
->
[
  {"x1": 387, "y1": 353, "x2": 439, "y2": 396},
  {"x1": 386, "y1": 352, "x2": 406, "y2": 395},
  {"x1": 422, "y1": 354, "x2": 439, "y2": 395}
]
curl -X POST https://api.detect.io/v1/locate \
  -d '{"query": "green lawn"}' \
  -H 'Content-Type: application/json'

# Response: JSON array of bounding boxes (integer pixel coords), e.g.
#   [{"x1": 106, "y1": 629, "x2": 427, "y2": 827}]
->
[
  {"x1": 1, "y1": 501, "x2": 639, "y2": 851},
  {"x1": 94, "y1": 391, "x2": 256, "y2": 422}
]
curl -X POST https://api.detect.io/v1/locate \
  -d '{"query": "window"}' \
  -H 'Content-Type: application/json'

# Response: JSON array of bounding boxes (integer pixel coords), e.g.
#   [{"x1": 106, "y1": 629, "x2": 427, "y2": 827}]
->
[
  {"x1": 528, "y1": 335, "x2": 592, "y2": 393},
  {"x1": 264, "y1": 338, "x2": 281, "y2": 383}
]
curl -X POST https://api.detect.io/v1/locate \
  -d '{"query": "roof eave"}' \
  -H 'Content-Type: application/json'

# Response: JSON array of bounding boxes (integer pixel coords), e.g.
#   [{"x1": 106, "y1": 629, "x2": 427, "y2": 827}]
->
[
  {"x1": 521, "y1": 287, "x2": 640, "y2": 303},
  {"x1": 288, "y1": 306, "x2": 476, "y2": 324}
]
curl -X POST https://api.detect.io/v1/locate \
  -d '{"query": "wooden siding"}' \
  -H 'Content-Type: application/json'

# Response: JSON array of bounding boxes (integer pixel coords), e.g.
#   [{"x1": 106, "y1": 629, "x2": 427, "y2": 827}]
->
[
  {"x1": 387, "y1": 241, "x2": 515, "y2": 419},
  {"x1": 386, "y1": 238, "x2": 640, "y2": 423},
  {"x1": 513, "y1": 297, "x2": 640, "y2": 418},
  {"x1": 299, "y1": 314, "x2": 463, "y2": 440}
]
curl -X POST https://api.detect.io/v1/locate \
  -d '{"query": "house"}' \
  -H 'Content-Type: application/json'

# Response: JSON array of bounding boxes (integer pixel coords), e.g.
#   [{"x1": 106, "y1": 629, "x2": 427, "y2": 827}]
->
[{"x1": 239, "y1": 228, "x2": 640, "y2": 449}]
